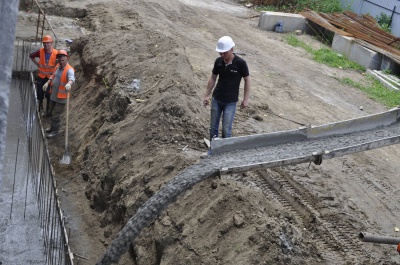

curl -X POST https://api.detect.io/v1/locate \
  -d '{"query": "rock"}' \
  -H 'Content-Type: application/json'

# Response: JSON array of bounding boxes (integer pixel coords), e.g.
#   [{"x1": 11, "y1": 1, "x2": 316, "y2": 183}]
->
[
  {"x1": 233, "y1": 211, "x2": 245, "y2": 227},
  {"x1": 211, "y1": 181, "x2": 218, "y2": 189},
  {"x1": 253, "y1": 115, "x2": 263, "y2": 121},
  {"x1": 163, "y1": 164, "x2": 175, "y2": 170},
  {"x1": 160, "y1": 215, "x2": 172, "y2": 226}
]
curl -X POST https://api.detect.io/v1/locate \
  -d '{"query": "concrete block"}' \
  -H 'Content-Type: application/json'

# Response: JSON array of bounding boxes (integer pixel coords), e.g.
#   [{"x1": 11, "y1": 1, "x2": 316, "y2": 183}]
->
[
  {"x1": 332, "y1": 34, "x2": 353, "y2": 57},
  {"x1": 331, "y1": 33, "x2": 382, "y2": 70},
  {"x1": 258, "y1": 11, "x2": 307, "y2": 33},
  {"x1": 349, "y1": 43, "x2": 382, "y2": 70}
]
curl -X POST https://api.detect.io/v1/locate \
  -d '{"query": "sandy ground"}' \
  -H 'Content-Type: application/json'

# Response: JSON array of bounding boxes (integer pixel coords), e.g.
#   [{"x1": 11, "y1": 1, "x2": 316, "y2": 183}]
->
[{"x1": 15, "y1": 0, "x2": 400, "y2": 264}]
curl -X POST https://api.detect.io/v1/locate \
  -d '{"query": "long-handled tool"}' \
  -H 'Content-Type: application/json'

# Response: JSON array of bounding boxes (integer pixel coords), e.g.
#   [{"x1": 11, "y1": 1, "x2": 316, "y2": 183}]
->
[{"x1": 60, "y1": 92, "x2": 71, "y2": 164}]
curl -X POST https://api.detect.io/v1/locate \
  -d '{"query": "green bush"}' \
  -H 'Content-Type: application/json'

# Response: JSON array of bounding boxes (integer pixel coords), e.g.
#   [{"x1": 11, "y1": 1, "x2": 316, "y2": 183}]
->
[{"x1": 375, "y1": 12, "x2": 391, "y2": 33}]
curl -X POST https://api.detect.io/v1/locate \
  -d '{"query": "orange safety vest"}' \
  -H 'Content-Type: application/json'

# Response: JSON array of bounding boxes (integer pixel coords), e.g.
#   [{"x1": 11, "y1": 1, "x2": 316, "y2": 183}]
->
[
  {"x1": 50, "y1": 63, "x2": 75, "y2": 99},
  {"x1": 37, "y1": 48, "x2": 58, "y2": 78}
]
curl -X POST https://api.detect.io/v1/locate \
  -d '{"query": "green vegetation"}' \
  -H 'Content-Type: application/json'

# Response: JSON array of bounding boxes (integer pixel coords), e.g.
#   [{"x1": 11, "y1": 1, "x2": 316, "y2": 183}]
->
[
  {"x1": 375, "y1": 12, "x2": 391, "y2": 33},
  {"x1": 285, "y1": 34, "x2": 400, "y2": 107},
  {"x1": 255, "y1": 0, "x2": 344, "y2": 13},
  {"x1": 284, "y1": 34, "x2": 365, "y2": 71},
  {"x1": 340, "y1": 76, "x2": 400, "y2": 108},
  {"x1": 102, "y1": 77, "x2": 110, "y2": 89}
]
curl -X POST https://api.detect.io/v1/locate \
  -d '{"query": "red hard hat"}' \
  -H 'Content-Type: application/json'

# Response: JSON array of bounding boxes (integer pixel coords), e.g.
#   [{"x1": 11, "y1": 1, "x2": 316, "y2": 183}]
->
[
  {"x1": 57, "y1": 49, "x2": 68, "y2": 58},
  {"x1": 42, "y1": 35, "x2": 53, "y2": 43}
]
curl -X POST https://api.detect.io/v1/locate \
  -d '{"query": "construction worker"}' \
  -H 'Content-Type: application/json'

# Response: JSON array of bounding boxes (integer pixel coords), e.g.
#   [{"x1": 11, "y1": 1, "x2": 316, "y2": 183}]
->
[
  {"x1": 203, "y1": 36, "x2": 251, "y2": 142},
  {"x1": 43, "y1": 49, "x2": 75, "y2": 139},
  {"x1": 29, "y1": 35, "x2": 58, "y2": 116}
]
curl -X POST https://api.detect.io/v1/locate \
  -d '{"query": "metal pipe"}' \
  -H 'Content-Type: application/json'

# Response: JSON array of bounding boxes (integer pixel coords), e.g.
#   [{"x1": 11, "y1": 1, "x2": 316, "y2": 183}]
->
[
  {"x1": 32, "y1": 0, "x2": 59, "y2": 44},
  {"x1": 362, "y1": 0, "x2": 400, "y2": 15},
  {"x1": 359, "y1": 232, "x2": 400, "y2": 245}
]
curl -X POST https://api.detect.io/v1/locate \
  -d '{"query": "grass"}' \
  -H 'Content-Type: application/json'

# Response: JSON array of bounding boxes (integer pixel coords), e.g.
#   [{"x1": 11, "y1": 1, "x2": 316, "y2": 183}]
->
[
  {"x1": 285, "y1": 34, "x2": 400, "y2": 108},
  {"x1": 284, "y1": 34, "x2": 365, "y2": 71},
  {"x1": 340, "y1": 76, "x2": 400, "y2": 108},
  {"x1": 255, "y1": 0, "x2": 344, "y2": 13}
]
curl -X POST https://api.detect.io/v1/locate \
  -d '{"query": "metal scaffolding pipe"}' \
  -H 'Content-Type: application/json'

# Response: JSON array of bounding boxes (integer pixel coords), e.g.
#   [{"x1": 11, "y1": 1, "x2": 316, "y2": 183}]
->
[{"x1": 359, "y1": 232, "x2": 400, "y2": 245}]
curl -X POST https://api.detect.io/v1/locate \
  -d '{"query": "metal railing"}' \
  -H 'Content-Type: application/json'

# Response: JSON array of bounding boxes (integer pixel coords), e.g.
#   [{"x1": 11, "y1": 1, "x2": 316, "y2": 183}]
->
[{"x1": 13, "y1": 39, "x2": 74, "y2": 265}]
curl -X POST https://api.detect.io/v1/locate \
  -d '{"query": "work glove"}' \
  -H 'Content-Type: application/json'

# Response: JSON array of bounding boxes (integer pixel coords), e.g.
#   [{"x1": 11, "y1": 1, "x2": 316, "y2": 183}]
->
[
  {"x1": 43, "y1": 80, "x2": 50, "y2": 92},
  {"x1": 65, "y1": 83, "x2": 71, "y2": 92}
]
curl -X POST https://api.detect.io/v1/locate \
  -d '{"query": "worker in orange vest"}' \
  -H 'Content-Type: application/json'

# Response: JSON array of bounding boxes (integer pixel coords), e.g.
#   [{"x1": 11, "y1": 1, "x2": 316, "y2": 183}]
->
[
  {"x1": 42, "y1": 50, "x2": 75, "y2": 139},
  {"x1": 29, "y1": 35, "x2": 58, "y2": 116}
]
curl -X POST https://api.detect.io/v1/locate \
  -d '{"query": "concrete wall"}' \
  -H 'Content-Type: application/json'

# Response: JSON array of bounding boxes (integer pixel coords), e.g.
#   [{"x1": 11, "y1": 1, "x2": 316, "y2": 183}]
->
[{"x1": 0, "y1": 0, "x2": 20, "y2": 187}]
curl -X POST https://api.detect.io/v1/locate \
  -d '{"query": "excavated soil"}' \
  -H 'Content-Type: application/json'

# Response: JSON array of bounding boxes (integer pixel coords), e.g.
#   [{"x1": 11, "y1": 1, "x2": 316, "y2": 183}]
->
[{"x1": 16, "y1": 0, "x2": 400, "y2": 264}]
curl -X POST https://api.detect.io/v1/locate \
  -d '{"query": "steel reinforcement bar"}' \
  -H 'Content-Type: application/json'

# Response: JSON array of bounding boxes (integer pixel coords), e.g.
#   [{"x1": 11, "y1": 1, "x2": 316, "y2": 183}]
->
[{"x1": 14, "y1": 40, "x2": 74, "y2": 265}]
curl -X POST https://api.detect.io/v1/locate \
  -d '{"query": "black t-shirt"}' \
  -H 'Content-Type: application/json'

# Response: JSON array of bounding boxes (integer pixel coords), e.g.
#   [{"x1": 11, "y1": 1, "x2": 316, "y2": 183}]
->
[{"x1": 212, "y1": 55, "x2": 249, "y2": 102}]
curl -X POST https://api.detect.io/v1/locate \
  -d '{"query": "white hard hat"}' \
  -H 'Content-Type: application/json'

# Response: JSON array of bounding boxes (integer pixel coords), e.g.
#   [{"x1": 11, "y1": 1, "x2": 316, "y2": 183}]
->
[{"x1": 215, "y1": 36, "x2": 235, "y2": 52}]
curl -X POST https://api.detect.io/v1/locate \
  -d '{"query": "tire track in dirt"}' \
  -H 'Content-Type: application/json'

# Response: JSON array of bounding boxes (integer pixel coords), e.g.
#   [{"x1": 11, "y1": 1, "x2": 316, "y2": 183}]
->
[
  {"x1": 226, "y1": 168, "x2": 368, "y2": 264},
  {"x1": 340, "y1": 158, "x2": 400, "y2": 217}
]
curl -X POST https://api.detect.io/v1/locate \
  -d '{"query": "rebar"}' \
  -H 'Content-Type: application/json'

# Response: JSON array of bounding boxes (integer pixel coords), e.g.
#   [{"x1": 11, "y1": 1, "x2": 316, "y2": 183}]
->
[
  {"x1": 10, "y1": 138, "x2": 20, "y2": 220},
  {"x1": 12, "y1": 40, "x2": 74, "y2": 265}
]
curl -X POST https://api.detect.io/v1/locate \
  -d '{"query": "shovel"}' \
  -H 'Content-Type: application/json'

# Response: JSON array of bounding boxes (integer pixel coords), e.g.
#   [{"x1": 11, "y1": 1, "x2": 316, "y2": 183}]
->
[{"x1": 60, "y1": 92, "x2": 71, "y2": 165}]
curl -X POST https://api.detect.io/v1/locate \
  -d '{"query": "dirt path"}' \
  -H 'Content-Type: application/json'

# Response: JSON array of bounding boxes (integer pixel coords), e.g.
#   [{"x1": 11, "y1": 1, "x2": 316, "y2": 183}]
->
[{"x1": 16, "y1": 0, "x2": 400, "y2": 264}]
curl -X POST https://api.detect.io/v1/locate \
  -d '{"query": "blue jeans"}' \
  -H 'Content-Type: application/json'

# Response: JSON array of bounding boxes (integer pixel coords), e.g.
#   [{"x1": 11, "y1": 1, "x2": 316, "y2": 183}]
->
[{"x1": 209, "y1": 98, "x2": 237, "y2": 140}]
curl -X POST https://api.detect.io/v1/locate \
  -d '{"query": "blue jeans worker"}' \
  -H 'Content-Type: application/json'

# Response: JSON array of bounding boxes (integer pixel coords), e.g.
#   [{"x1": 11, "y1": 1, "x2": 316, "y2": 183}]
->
[
  {"x1": 203, "y1": 36, "x2": 251, "y2": 141},
  {"x1": 43, "y1": 50, "x2": 75, "y2": 139}
]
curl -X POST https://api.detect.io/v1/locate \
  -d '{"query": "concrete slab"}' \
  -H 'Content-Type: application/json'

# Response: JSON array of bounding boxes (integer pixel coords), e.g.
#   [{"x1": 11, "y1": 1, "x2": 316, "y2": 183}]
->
[
  {"x1": 258, "y1": 11, "x2": 307, "y2": 33},
  {"x1": 332, "y1": 33, "x2": 382, "y2": 70}
]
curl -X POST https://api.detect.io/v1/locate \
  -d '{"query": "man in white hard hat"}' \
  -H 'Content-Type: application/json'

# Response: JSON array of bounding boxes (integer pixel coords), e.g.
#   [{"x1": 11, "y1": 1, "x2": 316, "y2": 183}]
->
[{"x1": 203, "y1": 36, "x2": 251, "y2": 148}]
